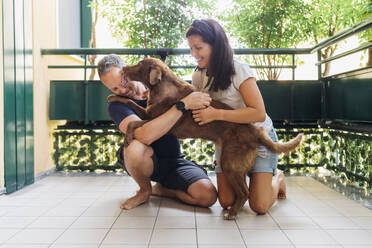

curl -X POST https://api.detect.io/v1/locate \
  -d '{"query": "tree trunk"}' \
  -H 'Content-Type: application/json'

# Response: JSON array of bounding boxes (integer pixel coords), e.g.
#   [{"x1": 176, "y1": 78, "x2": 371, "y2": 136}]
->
[{"x1": 367, "y1": 46, "x2": 372, "y2": 66}]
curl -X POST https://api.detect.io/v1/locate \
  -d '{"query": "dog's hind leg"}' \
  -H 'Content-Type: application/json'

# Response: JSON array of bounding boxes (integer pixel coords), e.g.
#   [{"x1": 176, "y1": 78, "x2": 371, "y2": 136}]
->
[{"x1": 223, "y1": 172, "x2": 249, "y2": 220}]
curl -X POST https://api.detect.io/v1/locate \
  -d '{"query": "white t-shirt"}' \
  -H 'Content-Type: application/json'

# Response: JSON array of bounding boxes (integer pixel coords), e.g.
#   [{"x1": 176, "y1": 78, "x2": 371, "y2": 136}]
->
[
  {"x1": 191, "y1": 58, "x2": 273, "y2": 167},
  {"x1": 192, "y1": 58, "x2": 273, "y2": 132}
]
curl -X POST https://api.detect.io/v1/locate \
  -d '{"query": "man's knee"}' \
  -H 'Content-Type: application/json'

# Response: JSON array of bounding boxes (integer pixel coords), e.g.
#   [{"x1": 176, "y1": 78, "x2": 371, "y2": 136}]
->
[
  {"x1": 189, "y1": 179, "x2": 217, "y2": 207},
  {"x1": 124, "y1": 140, "x2": 153, "y2": 165},
  {"x1": 124, "y1": 140, "x2": 153, "y2": 175}
]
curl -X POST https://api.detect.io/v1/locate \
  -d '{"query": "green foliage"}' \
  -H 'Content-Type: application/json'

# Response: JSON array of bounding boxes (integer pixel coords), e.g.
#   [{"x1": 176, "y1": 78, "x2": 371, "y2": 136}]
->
[
  {"x1": 92, "y1": 0, "x2": 215, "y2": 72},
  {"x1": 52, "y1": 128, "x2": 372, "y2": 189},
  {"x1": 307, "y1": 0, "x2": 363, "y2": 44},
  {"x1": 224, "y1": 0, "x2": 312, "y2": 80}
]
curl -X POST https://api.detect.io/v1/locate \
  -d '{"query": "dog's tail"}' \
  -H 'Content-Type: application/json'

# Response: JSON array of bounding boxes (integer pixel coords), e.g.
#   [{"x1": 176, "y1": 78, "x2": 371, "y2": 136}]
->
[{"x1": 259, "y1": 129, "x2": 303, "y2": 154}]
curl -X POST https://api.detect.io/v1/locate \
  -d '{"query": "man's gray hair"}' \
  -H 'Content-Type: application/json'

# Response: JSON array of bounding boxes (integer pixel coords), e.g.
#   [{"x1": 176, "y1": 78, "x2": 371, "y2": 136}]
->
[{"x1": 97, "y1": 54, "x2": 125, "y2": 78}]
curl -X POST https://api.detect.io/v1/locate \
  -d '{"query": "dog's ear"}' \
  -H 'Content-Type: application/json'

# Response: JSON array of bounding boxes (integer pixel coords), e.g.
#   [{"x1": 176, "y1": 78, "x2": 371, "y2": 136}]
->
[{"x1": 149, "y1": 66, "x2": 162, "y2": 85}]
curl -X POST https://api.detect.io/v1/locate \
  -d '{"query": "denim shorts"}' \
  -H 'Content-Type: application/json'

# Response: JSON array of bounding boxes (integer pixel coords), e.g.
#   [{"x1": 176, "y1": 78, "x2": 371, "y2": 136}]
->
[
  {"x1": 249, "y1": 128, "x2": 279, "y2": 175},
  {"x1": 215, "y1": 128, "x2": 279, "y2": 176}
]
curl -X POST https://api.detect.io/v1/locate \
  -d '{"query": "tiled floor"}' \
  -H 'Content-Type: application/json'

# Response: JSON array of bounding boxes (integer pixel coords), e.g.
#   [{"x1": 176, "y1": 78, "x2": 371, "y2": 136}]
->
[{"x1": 0, "y1": 174, "x2": 372, "y2": 248}]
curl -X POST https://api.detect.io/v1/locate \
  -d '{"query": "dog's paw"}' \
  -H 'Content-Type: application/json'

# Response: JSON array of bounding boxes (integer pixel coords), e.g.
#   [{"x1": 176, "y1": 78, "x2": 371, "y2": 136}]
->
[
  {"x1": 107, "y1": 94, "x2": 120, "y2": 103},
  {"x1": 223, "y1": 206, "x2": 236, "y2": 220}
]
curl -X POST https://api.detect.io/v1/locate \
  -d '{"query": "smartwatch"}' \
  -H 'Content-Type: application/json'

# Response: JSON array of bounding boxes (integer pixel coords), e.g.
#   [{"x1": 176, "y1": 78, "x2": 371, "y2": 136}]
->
[{"x1": 175, "y1": 101, "x2": 187, "y2": 114}]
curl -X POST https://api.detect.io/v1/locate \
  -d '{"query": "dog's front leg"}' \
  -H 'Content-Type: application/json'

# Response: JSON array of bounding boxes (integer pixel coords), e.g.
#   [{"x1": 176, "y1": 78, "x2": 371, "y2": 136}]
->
[
  {"x1": 124, "y1": 120, "x2": 148, "y2": 147},
  {"x1": 108, "y1": 94, "x2": 147, "y2": 119}
]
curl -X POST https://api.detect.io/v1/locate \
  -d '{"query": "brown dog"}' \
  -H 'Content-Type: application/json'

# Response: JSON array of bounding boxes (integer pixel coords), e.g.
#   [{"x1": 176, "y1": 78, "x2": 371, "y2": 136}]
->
[{"x1": 109, "y1": 57, "x2": 303, "y2": 219}]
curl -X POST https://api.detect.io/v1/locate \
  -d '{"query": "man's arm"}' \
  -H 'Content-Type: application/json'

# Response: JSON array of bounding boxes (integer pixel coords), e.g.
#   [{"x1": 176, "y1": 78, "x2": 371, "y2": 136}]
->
[{"x1": 118, "y1": 91, "x2": 211, "y2": 145}]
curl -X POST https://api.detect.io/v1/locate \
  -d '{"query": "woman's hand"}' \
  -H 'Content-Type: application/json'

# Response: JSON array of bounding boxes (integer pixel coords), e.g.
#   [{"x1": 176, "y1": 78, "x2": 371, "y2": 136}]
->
[
  {"x1": 181, "y1": 92, "x2": 211, "y2": 110},
  {"x1": 192, "y1": 106, "x2": 221, "y2": 125}
]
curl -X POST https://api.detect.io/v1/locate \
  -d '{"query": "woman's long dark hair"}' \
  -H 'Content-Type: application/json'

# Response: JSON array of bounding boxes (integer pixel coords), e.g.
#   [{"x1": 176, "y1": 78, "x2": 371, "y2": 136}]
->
[{"x1": 186, "y1": 19, "x2": 235, "y2": 92}]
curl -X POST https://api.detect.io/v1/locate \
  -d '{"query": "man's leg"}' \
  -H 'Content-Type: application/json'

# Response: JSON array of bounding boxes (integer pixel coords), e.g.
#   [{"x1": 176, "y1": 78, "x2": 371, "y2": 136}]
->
[
  {"x1": 121, "y1": 140, "x2": 154, "y2": 209},
  {"x1": 152, "y1": 162, "x2": 217, "y2": 207},
  {"x1": 152, "y1": 179, "x2": 217, "y2": 207}
]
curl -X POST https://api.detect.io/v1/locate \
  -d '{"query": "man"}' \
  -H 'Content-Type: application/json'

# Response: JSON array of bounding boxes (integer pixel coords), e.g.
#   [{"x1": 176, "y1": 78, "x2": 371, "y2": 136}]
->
[{"x1": 98, "y1": 54, "x2": 217, "y2": 209}]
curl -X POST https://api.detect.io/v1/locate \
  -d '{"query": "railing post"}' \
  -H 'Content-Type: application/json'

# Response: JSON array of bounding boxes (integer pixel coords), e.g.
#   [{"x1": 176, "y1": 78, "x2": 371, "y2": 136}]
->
[
  {"x1": 83, "y1": 55, "x2": 89, "y2": 125},
  {"x1": 292, "y1": 54, "x2": 295, "y2": 80},
  {"x1": 317, "y1": 51, "x2": 322, "y2": 80}
]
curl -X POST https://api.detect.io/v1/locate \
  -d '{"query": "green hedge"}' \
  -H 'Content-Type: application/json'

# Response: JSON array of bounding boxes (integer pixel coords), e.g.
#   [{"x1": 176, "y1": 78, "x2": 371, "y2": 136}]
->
[{"x1": 52, "y1": 128, "x2": 372, "y2": 189}]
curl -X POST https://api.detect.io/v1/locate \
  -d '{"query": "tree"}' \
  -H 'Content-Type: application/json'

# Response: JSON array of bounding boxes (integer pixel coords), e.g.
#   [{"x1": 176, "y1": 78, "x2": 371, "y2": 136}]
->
[
  {"x1": 358, "y1": 0, "x2": 372, "y2": 66},
  {"x1": 93, "y1": 0, "x2": 214, "y2": 73},
  {"x1": 224, "y1": 0, "x2": 312, "y2": 80},
  {"x1": 307, "y1": 0, "x2": 365, "y2": 76}
]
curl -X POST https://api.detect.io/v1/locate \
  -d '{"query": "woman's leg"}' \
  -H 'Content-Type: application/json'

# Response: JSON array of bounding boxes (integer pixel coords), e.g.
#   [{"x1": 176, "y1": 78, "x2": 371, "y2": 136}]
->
[{"x1": 248, "y1": 171, "x2": 286, "y2": 214}]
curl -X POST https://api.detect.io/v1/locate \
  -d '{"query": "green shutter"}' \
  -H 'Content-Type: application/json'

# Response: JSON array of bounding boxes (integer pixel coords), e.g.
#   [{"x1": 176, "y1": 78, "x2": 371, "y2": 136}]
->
[{"x1": 80, "y1": 0, "x2": 92, "y2": 48}]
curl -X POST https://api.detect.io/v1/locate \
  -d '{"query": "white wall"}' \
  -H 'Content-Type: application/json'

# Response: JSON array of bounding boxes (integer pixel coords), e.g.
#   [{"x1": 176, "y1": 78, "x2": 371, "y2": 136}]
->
[
  {"x1": 0, "y1": 0, "x2": 5, "y2": 190},
  {"x1": 33, "y1": 0, "x2": 85, "y2": 175},
  {"x1": 57, "y1": 0, "x2": 81, "y2": 48}
]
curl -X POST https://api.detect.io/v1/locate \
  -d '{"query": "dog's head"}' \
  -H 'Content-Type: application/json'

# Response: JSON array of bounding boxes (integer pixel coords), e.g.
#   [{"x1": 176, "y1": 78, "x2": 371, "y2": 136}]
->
[{"x1": 122, "y1": 58, "x2": 169, "y2": 89}]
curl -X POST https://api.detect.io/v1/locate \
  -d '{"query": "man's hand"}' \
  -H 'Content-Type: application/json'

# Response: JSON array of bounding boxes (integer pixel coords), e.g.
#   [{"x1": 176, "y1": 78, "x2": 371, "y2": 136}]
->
[{"x1": 181, "y1": 92, "x2": 211, "y2": 110}]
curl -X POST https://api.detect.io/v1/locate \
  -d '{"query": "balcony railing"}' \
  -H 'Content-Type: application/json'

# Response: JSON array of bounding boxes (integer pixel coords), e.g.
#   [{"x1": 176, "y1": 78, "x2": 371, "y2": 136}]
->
[{"x1": 43, "y1": 18, "x2": 372, "y2": 190}]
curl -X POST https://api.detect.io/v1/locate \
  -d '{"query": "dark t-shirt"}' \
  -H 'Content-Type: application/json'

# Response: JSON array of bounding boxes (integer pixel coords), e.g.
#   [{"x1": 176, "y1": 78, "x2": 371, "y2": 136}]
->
[{"x1": 108, "y1": 100, "x2": 182, "y2": 159}]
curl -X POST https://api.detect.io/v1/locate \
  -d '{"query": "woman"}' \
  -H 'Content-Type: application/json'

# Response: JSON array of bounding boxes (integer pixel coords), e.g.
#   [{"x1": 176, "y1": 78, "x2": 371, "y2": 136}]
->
[{"x1": 186, "y1": 19, "x2": 286, "y2": 214}]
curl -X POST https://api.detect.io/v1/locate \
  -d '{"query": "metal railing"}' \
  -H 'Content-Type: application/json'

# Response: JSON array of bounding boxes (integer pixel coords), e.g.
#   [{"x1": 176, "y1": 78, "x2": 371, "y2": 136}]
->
[{"x1": 44, "y1": 18, "x2": 372, "y2": 190}]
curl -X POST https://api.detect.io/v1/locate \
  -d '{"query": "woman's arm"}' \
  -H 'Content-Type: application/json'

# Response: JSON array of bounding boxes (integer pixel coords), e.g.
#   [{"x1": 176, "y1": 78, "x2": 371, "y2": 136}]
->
[{"x1": 192, "y1": 77, "x2": 266, "y2": 125}]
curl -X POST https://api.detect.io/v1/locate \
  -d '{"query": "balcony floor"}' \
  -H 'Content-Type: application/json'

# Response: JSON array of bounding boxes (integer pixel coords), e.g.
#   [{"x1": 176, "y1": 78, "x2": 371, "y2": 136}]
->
[{"x1": 0, "y1": 174, "x2": 372, "y2": 248}]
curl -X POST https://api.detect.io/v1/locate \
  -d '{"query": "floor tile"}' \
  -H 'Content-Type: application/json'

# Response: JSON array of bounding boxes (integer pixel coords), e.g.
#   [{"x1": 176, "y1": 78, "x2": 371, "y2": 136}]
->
[
  {"x1": 269, "y1": 200, "x2": 305, "y2": 217},
  {"x1": 158, "y1": 201, "x2": 195, "y2": 217},
  {"x1": 0, "y1": 229, "x2": 19, "y2": 243},
  {"x1": 150, "y1": 245, "x2": 197, "y2": 248},
  {"x1": 326, "y1": 229, "x2": 372, "y2": 245},
  {"x1": 119, "y1": 204, "x2": 159, "y2": 217},
  {"x1": 53, "y1": 228, "x2": 109, "y2": 244},
  {"x1": 5, "y1": 206, "x2": 51, "y2": 217},
  {"x1": 274, "y1": 216, "x2": 319, "y2": 229},
  {"x1": 6, "y1": 229, "x2": 65, "y2": 244},
  {"x1": 197, "y1": 229, "x2": 245, "y2": 245},
  {"x1": 51, "y1": 245, "x2": 98, "y2": 248},
  {"x1": 1, "y1": 244, "x2": 50, "y2": 248},
  {"x1": 70, "y1": 217, "x2": 117, "y2": 229},
  {"x1": 241, "y1": 229, "x2": 291, "y2": 245},
  {"x1": 0, "y1": 216, "x2": 37, "y2": 228},
  {"x1": 311, "y1": 216, "x2": 360, "y2": 229},
  {"x1": 1, "y1": 175, "x2": 371, "y2": 247},
  {"x1": 28, "y1": 216, "x2": 77, "y2": 229},
  {"x1": 155, "y1": 216, "x2": 195, "y2": 228},
  {"x1": 283, "y1": 229, "x2": 337, "y2": 245},
  {"x1": 100, "y1": 245, "x2": 146, "y2": 248},
  {"x1": 195, "y1": 206, "x2": 224, "y2": 217},
  {"x1": 112, "y1": 216, "x2": 156, "y2": 229},
  {"x1": 237, "y1": 215, "x2": 279, "y2": 229},
  {"x1": 196, "y1": 216, "x2": 237, "y2": 229},
  {"x1": 100, "y1": 245, "x2": 147, "y2": 248},
  {"x1": 150, "y1": 229, "x2": 196, "y2": 245},
  {"x1": 350, "y1": 216, "x2": 372, "y2": 228},
  {"x1": 102, "y1": 229, "x2": 152, "y2": 245},
  {"x1": 43, "y1": 206, "x2": 87, "y2": 217}
]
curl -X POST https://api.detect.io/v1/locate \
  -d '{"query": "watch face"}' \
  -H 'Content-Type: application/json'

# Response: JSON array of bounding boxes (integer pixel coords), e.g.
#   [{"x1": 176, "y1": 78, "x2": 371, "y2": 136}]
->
[{"x1": 176, "y1": 101, "x2": 186, "y2": 112}]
